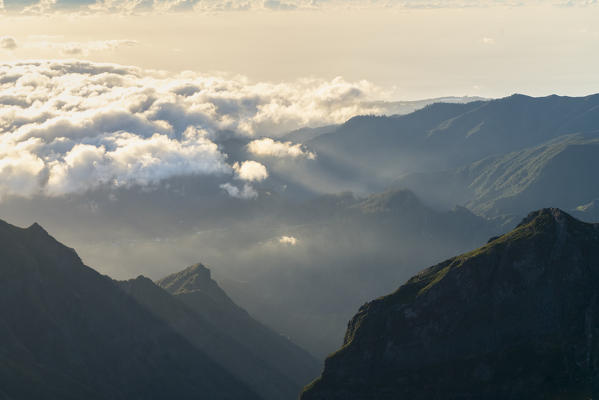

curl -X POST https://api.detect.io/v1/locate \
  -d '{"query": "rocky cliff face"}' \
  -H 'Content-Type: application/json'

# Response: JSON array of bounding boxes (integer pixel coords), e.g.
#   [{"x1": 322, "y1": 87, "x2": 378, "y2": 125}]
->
[{"x1": 301, "y1": 208, "x2": 599, "y2": 400}]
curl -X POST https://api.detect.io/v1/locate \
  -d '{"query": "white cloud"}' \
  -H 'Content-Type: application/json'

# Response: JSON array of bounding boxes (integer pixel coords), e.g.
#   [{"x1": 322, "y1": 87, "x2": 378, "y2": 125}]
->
[
  {"x1": 0, "y1": 37, "x2": 17, "y2": 50},
  {"x1": 220, "y1": 182, "x2": 258, "y2": 199},
  {"x1": 45, "y1": 130, "x2": 228, "y2": 196},
  {"x1": 247, "y1": 137, "x2": 316, "y2": 159},
  {"x1": 233, "y1": 160, "x2": 268, "y2": 181},
  {"x1": 0, "y1": 60, "x2": 399, "y2": 199},
  {"x1": 278, "y1": 235, "x2": 297, "y2": 245},
  {"x1": 27, "y1": 39, "x2": 138, "y2": 56}
]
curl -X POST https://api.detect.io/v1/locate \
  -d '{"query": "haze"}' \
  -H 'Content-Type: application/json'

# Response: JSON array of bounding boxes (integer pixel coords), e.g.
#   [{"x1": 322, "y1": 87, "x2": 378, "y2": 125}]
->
[{"x1": 2, "y1": 2, "x2": 599, "y2": 99}]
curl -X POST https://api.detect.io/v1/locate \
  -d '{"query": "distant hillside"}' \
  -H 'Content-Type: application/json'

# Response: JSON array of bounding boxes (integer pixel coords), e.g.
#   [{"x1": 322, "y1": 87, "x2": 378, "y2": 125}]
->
[
  {"x1": 306, "y1": 93, "x2": 599, "y2": 190},
  {"x1": 302, "y1": 209, "x2": 599, "y2": 399},
  {"x1": 395, "y1": 134, "x2": 599, "y2": 220},
  {"x1": 283, "y1": 96, "x2": 485, "y2": 143},
  {"x1": 0, "y1": 220, "x2": 259, "y2": 400}
]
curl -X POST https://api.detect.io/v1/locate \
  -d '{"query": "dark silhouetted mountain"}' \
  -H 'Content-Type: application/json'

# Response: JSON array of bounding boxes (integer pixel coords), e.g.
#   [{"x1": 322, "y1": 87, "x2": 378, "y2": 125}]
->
[
  {"x1": 0, "y1": 219, "x2": 260, "y2": 400},
  {"x1": 395, "y1": 134, "x2": 599, "y2": 220},
  {"x1": 301, "y1": 209, "x2": 599, "y2": 400},
  {"x1": 119, "y1": 272, "x2": 318, "y2": 400},
  {"x1": 156, "y1": 265, "x2": 320, "y2": 391}
]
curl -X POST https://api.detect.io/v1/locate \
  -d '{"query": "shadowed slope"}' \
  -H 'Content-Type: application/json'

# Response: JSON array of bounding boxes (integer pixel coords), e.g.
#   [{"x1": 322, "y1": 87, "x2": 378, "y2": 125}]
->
[
  {"x1": 157, "y1": 264, "x2": 321, "y2": 395},
  {"x1": 119, "y1": 275, "x2": 303, "y2": 400},
  {"x1": 0, "y1": 220, "x2": 260, "y2": 400}
]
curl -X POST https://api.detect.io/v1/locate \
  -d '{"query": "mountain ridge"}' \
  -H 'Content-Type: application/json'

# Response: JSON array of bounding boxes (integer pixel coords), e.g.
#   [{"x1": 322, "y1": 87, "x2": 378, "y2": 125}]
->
[{"x1": 155, "y1": 263, "x2": 321, "y2": 397}]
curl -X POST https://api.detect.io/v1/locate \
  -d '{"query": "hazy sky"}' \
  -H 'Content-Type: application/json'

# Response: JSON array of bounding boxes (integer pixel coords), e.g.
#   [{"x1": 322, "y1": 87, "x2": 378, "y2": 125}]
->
[{"x1": 1, "y1": 1, "x2": 599, "y2": 100}]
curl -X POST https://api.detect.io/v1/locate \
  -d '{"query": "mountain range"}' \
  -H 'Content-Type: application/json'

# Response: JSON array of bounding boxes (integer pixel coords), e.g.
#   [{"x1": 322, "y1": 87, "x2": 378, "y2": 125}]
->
[{"x1": 292, "y1": 94, "x2": 599, "y2": 212}]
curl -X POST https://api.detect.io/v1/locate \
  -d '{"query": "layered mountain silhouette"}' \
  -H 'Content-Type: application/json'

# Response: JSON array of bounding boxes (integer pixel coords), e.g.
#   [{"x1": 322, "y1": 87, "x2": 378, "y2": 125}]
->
[
  {"x1": 0, "y1": 218, "x2": 321, "y2": 400},
  {"x1": 301, "y1": 209, "x2": 599, "y2": 399},
  {"x1": 302, "y1": 93, "x2": 599, "y2": 202},
  {"x1": 156, "y1": 265, "x2": 319, "y2": 389},
  {"x1": 0, "y1": 219, "x2": 259, "y2": 400},
  {"x1": 119, "y1": 264, "x2": 319, "y2": 400}
]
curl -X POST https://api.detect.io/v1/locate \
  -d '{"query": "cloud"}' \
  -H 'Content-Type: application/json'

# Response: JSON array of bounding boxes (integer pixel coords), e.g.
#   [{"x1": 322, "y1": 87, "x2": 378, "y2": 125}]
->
[
  {"x1": 263, "y1": 0, "x2": 296, "y2": 10},
  {"x1": 27, "y1": 39, "x2": 138, "y2": 56},
  {"x1": 480, "y1": 37, "x2": 495, "y2": 45},
  {"x1": 220, "y1": 182, "x2": 258, "y2": 199},
  {"x1": 233, "y1": 160, "x2": 268, "y2": 181},
  {"x1": 0, "y1": 37, "x2": 17, "y2": 50},
  {"x1": 278, "y1": 235, "x2": 298, "y2": 245},
  {"x1": 247, "y1": 137, "x2": 315, "y2": 159},
  {"x1": 45, "y1": 130, "x2": 229, "y2": 196},
  {"x1": 0, "y1": 60, "x2": 398, "y2": 199}
]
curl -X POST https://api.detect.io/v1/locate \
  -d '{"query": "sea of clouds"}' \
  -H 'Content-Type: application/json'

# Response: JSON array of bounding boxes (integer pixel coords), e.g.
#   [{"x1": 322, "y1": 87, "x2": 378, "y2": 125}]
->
[{"x1": 0, "y1": 60, "x2": 397, "y2": 199}]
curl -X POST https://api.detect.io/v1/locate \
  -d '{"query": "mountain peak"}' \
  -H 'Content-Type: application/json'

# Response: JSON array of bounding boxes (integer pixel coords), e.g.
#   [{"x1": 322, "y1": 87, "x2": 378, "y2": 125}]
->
[
  {"x1": 355, "y1": 188, "x2": 425, "y2": 214},
  {"x1": 27, "y1": 222, "x2": 48, "y2": 234},
  {"x1": 183, "y1": 262, "x2": 211, "y2": 276},
  {"x1": 514, "y1": 207, "x2": 584, "y2": 233},
  {"x1": 157, "y1": 263, "x2": 215, "y2": 295}
]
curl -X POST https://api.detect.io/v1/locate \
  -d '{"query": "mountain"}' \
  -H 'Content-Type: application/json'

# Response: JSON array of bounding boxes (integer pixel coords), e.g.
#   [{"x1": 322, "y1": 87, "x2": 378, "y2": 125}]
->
[
  {"x1": 149, "y1": 263, "x2": 319, "y2": 399},
  {"x1": 395, "y1": 133, "x2": 599, "y2": 219},
  {"x1": 0, "y1": 219, "x2": 259, "y2": 400},
  {"x1": 120, "y1": 271, "x2": 318, "y2": 400},
  {"x1": 282, "y1": 97, "x2": 485, "y2": 143},
  {"x1": 301, "y1": 209, "x2": 599, "y2": 399},
  {"x1": 306, "y1": 93, "x2": 599, "y2": 191},
  {"x1": 158, "y1": 265, "x2": 322, "y2": 381}
]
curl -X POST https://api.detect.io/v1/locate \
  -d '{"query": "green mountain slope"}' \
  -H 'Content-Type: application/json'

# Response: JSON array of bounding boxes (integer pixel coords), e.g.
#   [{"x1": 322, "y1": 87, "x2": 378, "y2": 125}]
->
[
  {"x1": 302, "y1": 208, "x2": 599, "y2": 399},
  {"x1": 395, "y1": 134, "x2": 599, "y2": 219}
]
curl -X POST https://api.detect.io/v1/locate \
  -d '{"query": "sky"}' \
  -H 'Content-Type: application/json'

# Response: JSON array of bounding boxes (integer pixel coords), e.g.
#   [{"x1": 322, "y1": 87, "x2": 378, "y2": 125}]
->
[{"x1": 1, "y1": 1, "x2": 598, "y2": 100}]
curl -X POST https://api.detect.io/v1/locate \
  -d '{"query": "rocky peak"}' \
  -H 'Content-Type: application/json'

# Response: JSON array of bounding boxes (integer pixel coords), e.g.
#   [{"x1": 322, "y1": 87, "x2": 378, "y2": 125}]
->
[{"x1": 157, "y1": 263, "x2": 217, "y2": 295}]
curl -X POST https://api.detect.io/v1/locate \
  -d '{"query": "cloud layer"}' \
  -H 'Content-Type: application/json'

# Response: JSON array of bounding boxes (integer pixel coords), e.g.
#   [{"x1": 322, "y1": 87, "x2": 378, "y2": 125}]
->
[
  {"x1": 1, "y1": 0, "x2": 593, "y2": 14},
  {"x1": 0, "y1": 60, "x2": 395, "y2": 199}
]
